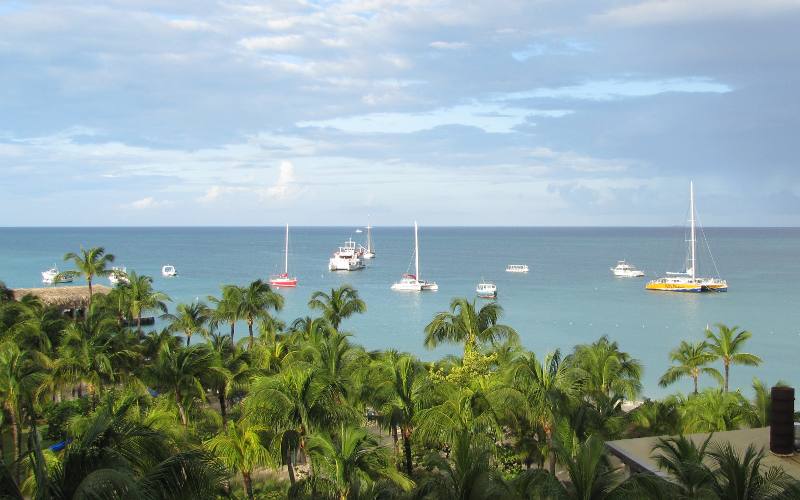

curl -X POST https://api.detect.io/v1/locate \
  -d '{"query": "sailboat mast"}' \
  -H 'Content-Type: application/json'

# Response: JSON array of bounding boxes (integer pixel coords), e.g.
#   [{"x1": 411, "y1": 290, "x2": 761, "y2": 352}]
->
[
  {"x1": 689, "y1": 181, "x2": 696, "y2": 279},
  {"x1": 366, "y1": 224, "x2": 372, "y2": 252},
  {"x1": 284, "y1": 224, "x2": 289, "y2": 274},
  {"x1": 414, "y1": 221, "x2": 420, "y2": 280}
]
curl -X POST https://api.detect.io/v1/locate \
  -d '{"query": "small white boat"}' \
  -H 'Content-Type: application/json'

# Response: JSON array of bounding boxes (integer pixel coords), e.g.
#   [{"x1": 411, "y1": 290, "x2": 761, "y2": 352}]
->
[
  {"x1": 329, "y1": 239, "x2": 366, "y2": 271},
  {"x1": 362, "y1": 224, "x2": 376, "y2": 259},
  {"x1": 42, "y1": 265, "x2": 71, "y2": 284},
  {"x1": 270, "y1": 224, "x2": 298, "y2": 287},
  {"x1": 161, "y1": 265, "x2": 178, "y2": 277},
  {"x1": 476, "y1": 281, "x2": 497, "y2": 298},
  {"x1": 391, "y1": 221, "x2": 437, "y2": 292},
  {"x1": 355, "y1": 228, "x2": 363, "y2": 233},
  {"x1": 506, "y1": 264, "x2": 529, "y2": 273},
  {"x1": 610, "y1": 261, "x2": 645, "y2": 278},
  {"x1": 109, "y1": 267, "x2": 129, "y2": 286}
]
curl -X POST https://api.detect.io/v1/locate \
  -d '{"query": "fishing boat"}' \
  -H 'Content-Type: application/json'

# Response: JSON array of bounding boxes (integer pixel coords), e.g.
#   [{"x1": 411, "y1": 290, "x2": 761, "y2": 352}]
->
[
  {"x1": 646, "y1": 182, "x2": 728, "y2": 293},
  {"x1": 41, "y1": 265, "x2": 72, "y2": 284},
  {"x1": 476, "y1": 281, "x2": 497, "y2": 298},
  {"x1": 610, "y1": 261, "x2": 645, "y2": 278},
  {"x1": 506, "y1": 264, "x2": 529, "y2": 273},
  {"x1": 329, "y1": 238, "x2": 366, "y2": 271},
  {"x1": 270, "y1": 224, "x2": 298, "y2": 287},
  {"x1": 391, "y1": 221, "x2": 438, "y2": 292},
  {"x1": 362, "y1": 224, "x2": 375, "y2": 259},
  {"x1": 109, "y1": 267, "x2": 129, "y2": 286},
  {"x1": 161, "y1": 265, "x2": 178, "y2": 277}
]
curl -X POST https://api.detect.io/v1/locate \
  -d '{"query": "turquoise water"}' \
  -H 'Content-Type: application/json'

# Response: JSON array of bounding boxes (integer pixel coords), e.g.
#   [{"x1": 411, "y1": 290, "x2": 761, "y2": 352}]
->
[{"x1": 1, "y1": 227, "x2": 798, "y2": 399}]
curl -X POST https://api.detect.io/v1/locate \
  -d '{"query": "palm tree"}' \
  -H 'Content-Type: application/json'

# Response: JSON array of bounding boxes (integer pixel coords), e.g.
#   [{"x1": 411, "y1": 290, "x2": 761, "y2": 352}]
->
[
  {"x1": 681, "y1": 389, "x2": 749, "y2": 433},
  {"x1": 62, "y1": 246, "x2": 115, "y2": 305},
  {"x1": 143, "y1": 343, "x2": 217, "y2": 426},
  {"x1": 119, "y1": 271, "x2": 170, "y2": 335},
  {"x1": 659, "y1": 341, "x2": 722, "y2": 394},
  {"x1": 0, "y1": 341, "x2": 50, "y2": 482},
  {"x1": 206, "y1": 418, "x2": 272, "y2": 500},
  {"x1": 507, "y1": 350, "x2": 578, "y2": 474},
  {"x1": 705, "y1": 324, "x2": 762, "y2": 392},
  {"x1": 37, "y1": 394, "x2": 227, "y2": 499},
  {"x1": 0, "y1": 280, "x2": 13, "y2": 302},
  {"x1": 629, "y1": 399, "x2": 682, "y2": 438},
  {"x1": 707, "y1": 442, "x2": 798, "y2": 499},
  {"x1": 424, "y1": 298, "x2": 518, "y2": 354},
  {"x1": 302, "y1": 423, "x2": 413, "y2": 500},
  {"x1": 236, "y1": 280, "x2": 284, "y2": 348},
  {"x1": 207, "y1": 333, "x2": 254, "y2": 426},
  {"x1": 209, "y1": 285, "x2": 243, "y2": 344},
  {"x1": 745, "y1": 378, "x2": 786, "y2": 428},
  {"x1": 168, "y1": 301, "x2": 211, "y2": 346},
  {"x1": 308, "y1": 285, "x2": 366, "y2": 330},
  {"x1": 290, "y1": 315, "x2": 335, "y2": 340},
  {"x1": 370, "y1": 353, "x2": 429, "y2": 474},
  {"x1": 567, "y1": 336, "x2": 643, "y2": 401},
  {"x1": 650, "y1": 434, "x2": 715, "y2": 498},
  {"x1": 415, "y1": 429, "x2": 505, "y2": 500}
]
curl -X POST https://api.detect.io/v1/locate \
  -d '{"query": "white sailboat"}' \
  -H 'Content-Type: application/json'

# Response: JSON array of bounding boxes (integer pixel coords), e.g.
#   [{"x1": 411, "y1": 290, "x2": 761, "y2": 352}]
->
[
  {"x1": 391, "y1": 221, "x2": 438, "y2": 292},
  {"x1": 646, "y1": 182, "x2": 727, "y2": 293},
  {"x1": 362, "y1": 224, "x2": 375, "y2": 259},
  {"x1": 270, "y1": 224, "x2": 298, "y2": 287}
]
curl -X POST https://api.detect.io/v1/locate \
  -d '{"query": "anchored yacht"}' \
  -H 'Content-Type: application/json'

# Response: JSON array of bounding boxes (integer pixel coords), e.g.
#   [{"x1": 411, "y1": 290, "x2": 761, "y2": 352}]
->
[
  {"x1": 329, "y1": 239, "x2": 365, "y2": 271},
  {"x1": 611, "y1": 261, "x2": 645, "y2": 278}
]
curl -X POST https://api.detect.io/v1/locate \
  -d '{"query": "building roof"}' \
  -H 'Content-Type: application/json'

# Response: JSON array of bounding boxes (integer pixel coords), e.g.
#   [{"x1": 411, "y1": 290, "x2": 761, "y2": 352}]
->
[
  {"x1": 12, "y1": 285, "x2": 112, "y2": 309},
  {"x1": 606, "y1": 427, "x2": 800, "y2": 480}
]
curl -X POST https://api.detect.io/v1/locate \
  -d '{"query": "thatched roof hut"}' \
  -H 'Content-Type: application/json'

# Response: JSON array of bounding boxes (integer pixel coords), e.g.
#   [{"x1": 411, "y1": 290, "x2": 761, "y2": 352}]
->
[{"x1": 11, "y1": 285, "x2": 112, "y2": 309}]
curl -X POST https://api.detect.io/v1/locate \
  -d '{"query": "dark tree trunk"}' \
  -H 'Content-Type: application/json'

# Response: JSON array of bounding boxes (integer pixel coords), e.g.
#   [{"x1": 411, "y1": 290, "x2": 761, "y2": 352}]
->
[
  {"x1": 402, "y1": 426, "x2": 413, "y2": 474},
  {"x1": 391, "y1": 423, "x2": 399, "y2": 454},
  {"x1": 218, "y1": 391, "x2": 227, "y2": 426},
  {"x1": 230, "y1": 322, "x2": 235, "y2": 344},
  {"x1": 547, "y1": 427, "x2": 556, "y2": 475},
  {"x1": 286, "y1": 446, "x2": 296, "y2": 485},
  {"x1": 247, "y1": 320, "x2": 254, "y2": 349},
  {"x1": 186, "y1": 333, "x2": 191, "y2": 347},
  {"x1": 242, "y1": 471, "x2": 254, "y2": 500},
  {"x1": 88, "y1": 277, "x2": 93, "y2": 306},
  {"x1": 724, "y1": 362, "x2": 730, "y2": 392}
]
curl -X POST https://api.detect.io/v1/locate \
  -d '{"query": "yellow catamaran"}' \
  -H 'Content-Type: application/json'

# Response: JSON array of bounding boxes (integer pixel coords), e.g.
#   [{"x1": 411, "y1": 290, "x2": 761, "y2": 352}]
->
[{"x1": 645, "y1": 182, "x2": 728, "y2": 293}]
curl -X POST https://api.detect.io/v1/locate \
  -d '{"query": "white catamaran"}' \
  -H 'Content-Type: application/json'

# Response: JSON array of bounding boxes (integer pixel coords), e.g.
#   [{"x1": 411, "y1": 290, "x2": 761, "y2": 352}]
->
[
  {"x1": 270, "y1": 224, "x2": 298, "y2": 287},
  {"x1": 391, "y1": 221, "x2": 438, "y2": 292},
  {"x1": 646, "y1": 182, "x2": 728, "y2": 293}
]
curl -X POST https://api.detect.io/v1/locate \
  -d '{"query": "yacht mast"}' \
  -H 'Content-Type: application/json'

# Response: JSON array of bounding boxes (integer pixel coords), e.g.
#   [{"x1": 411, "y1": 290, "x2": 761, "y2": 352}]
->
[
  {"x1": 366, "y1": 224, "x2": 372, "y2": 252},
  {"x1": 284, "y1": 224, "x2": 289, "y2": 274},
  {"x1": 689, "y1": 182, "x2": 696, "y2": 279},
  {"x1": 414, "y1": 221, "x2": 420, "y2": 280}
]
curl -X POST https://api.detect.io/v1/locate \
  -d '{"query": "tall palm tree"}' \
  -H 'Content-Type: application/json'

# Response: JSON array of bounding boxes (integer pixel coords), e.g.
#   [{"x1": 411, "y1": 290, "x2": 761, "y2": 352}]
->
[
  {"x1": 308, "y1": 285, "x2": 366, "y2": 330},
  {"x1": 119, "y1": 271, "x2": 170, "y2": 335},
  {"x1": 659, "y1": 341, "x2": 722, "y2": 394},
  {"x1": 302, "y1": 423, "x2": 413, "y2": 500},
  {"x1": 567, "y1": 336, "x2": 643, "y2": 401},
  {"x1": 205, "y1": 418, "x2": 272, "y2": 500},
  {"x1": 236, "y1": 280, "x2": 284, "y2": 349},
  {"x1": 207, "y1": 333, "x2": 254, "y2": 426},
  {"x1": 705, "y1": 324, "x2": 762, "y2": 392},
  {"x1": 0, "y1": 341, "x2": 50, "y2": 483},
  {"x1": 209, "y1": 285, "x2": 243, "y2": 344},
  {"x1": 62, "y1": 246, "x2": 115, "y2": 305},
  {"x1": 424, "y1": 298, "x2": 518, "y2": 354},
  {"x1": 370, "y1": 353, "x2": 429, "y2": 474},
  {"x1": 245, "y1": 368, "x2": 333, "y2": 485},
  {"x1": 507, "y1": 350, "x2": 578, "y2": 474},
  {"x1": 290, "y1": 315, "x2": 335, "y2": 340},
  {"x1": 143, "y1": 343, "x2": 217, "y2": 426},
  {"x1": 167, "y1": 301, "x2": 211, "y2": 346}
]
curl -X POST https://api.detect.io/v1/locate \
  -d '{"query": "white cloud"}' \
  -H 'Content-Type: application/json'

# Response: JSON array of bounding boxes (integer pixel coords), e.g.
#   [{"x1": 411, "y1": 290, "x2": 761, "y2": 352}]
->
[
  {"x1": 595, "y1": 0, "x2": 800, "y2": 26},
  {"x1": 168, "y1": 19, "x2": 213, "y2": 31},
  {"x1": 263, "y1": 160, "x2": 300, "y2": 200},
  {"x1": 429, "y1": 41, "x2": 469, "y2": 50},
  {"x1": 238, "y1": 35, "x2": 304, "y2": 51},
  {"x1": 497, "y1": 78, "x2": 731, "y2": 101},
  {"x1": 123, "y1": 197, "x2": 171, "y2": 210}
]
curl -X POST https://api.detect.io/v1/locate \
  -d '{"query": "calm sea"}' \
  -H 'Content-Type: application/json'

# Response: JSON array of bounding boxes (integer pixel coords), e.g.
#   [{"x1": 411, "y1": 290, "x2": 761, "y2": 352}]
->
[{"x1": 1, "y1": 227, "x2": 798, "y2": 399}]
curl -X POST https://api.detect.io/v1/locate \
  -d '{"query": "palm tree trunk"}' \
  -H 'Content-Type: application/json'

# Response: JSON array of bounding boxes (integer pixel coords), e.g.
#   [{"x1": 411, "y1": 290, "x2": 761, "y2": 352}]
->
[
  {"x1": 87, "y1": 276, "x2": 93, "y2": 306},
  {"x1": 391, "y1": 424, "x2": 399, "y2": 454},
  {"x1": 218, "y1": 391, "x2": 227, "y2": 426},
  {"x1": 724, "y1": 362, "x2": 729, "y2": 392},
  {"x1": 546, "y1": 426, "x2": 556, "y2": 475},
  {"x1": 286, "y1": 446, "x2": 296, "y2": 485},
  {"x1": 175, "y1": 389, "x2": 188, "y2": 426},
  {"x1": 247, "y1": 319, "x2": 254, "y2": 349},
  {"x1": 242, "y1": 471, "x2": 254, "y2": 500},
  {"x1": 693, "y1": 374, "x2": 698, "y2": 394},
  {"x1": 401, "y1": 426, "x2": 413, "y2": 474},
  {"x1": 186, "y1": 332, "x2": 192, "y2": 347},
  {"x1": 7, "y1": 406, "x2": 19, "y2": 483},
  {"x1": 137, "y1": 312, "x2": 143, "y2": 337},
  {"x1": 230, "y1": 322, "x2": 235, "y2": 344}
]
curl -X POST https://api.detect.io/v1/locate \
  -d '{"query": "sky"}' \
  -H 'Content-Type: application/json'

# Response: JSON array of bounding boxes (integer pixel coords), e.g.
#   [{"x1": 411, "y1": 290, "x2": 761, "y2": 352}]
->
[{"x1": 0, "y1": 0, "x2": 798, "y2": 226}]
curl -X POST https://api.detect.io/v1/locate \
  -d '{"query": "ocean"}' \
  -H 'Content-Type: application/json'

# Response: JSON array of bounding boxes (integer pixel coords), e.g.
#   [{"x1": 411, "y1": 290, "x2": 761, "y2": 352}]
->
[{"x1": 1, "y1": 226, "x2": 798, "y2": 399}]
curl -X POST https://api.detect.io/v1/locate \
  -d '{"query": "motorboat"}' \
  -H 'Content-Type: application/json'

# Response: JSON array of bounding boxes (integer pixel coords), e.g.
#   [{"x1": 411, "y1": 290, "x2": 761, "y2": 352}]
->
[
  {"x1": 476, "y1": 281, "x2": 497, "y2": 298},
  {"x1": 109, "y1": 267, "x2": 130, "y2": 286},
  {"x1": 391, "y1": 221, "x2": 437, "y2": 292},
  {"x1": 610, "y1": 261, "x2": 645, "y2": 278},
  {"x1": 42, "y1": 265, "x2": 72, "y2": 284},
  {"x1": 646, "y1": 182, "x2": 728, "y2": 293},
  {"x1": 329, "y1": 239, "x2": 366, "y2": 271},
  {"x1": 270, "y1": 224, "x2": 298, "y2": 287},
  {"x1": 161, "y1": 265, "x2": 177, "y2": 277},
  {"x1": 506, "y1": 264, "x2": 529, "y2": 273}
]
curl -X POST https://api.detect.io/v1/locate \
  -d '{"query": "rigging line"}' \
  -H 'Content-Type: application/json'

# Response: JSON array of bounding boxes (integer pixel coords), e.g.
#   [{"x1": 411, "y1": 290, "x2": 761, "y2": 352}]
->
[{"x1": 695, "y1": 211, "x2": 722, "y2": 278}]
